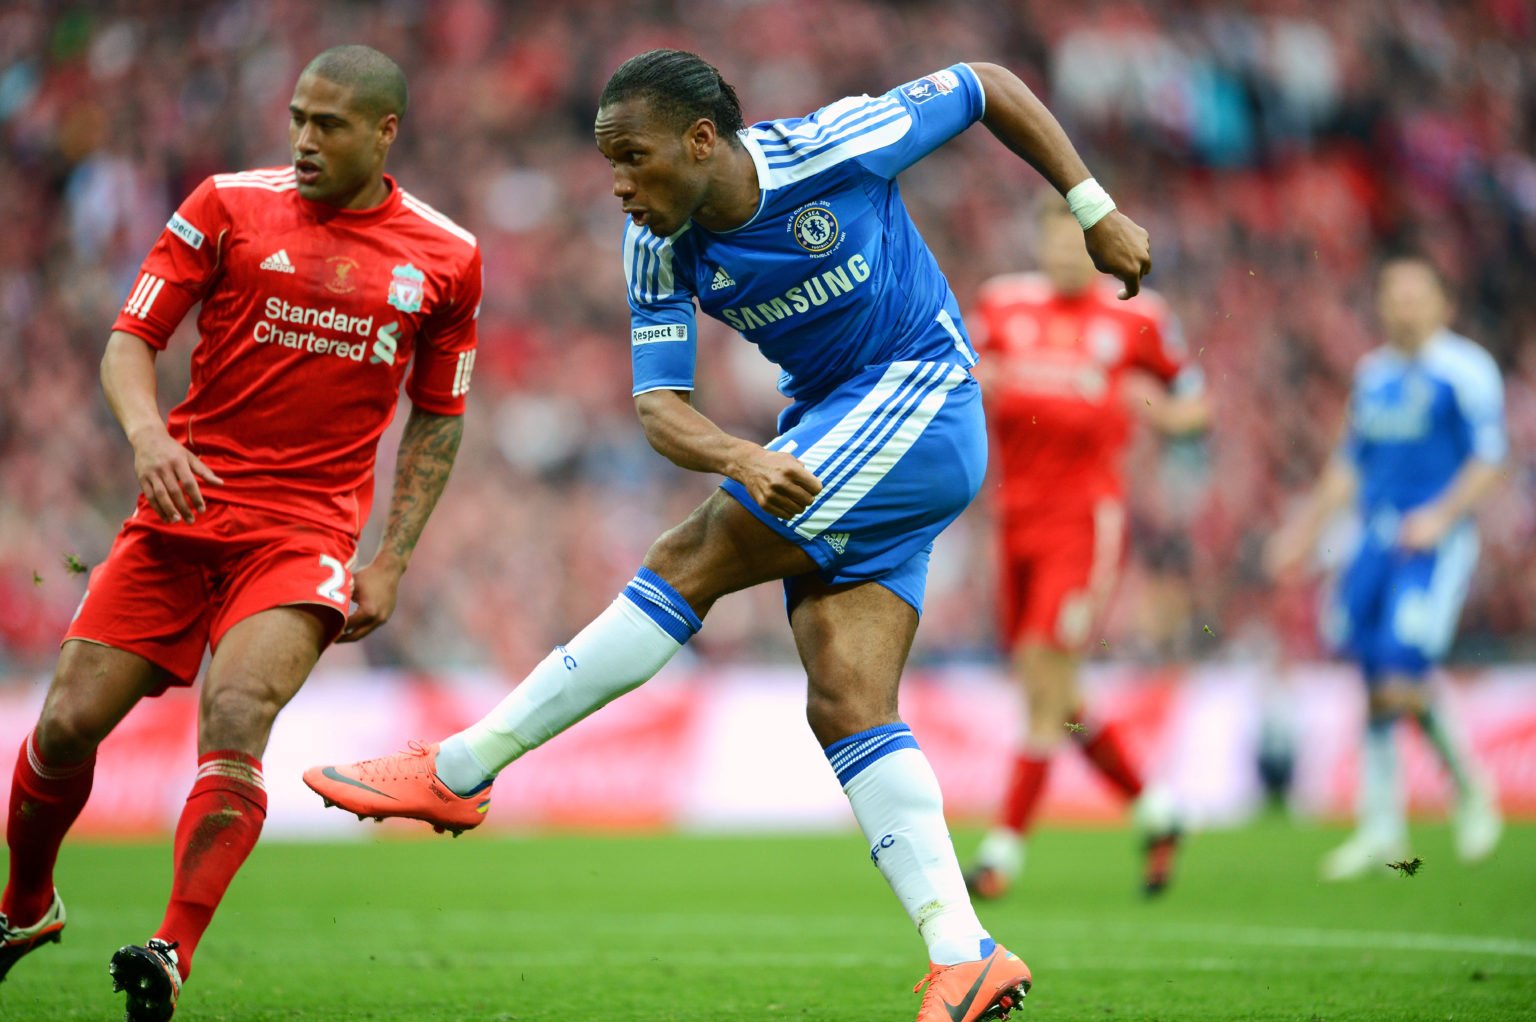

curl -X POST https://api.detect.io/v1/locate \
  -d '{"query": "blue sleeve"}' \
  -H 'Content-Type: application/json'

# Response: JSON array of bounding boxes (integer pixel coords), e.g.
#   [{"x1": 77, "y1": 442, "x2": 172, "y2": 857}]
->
[
  {"x1": 854, "y1": 63, "x2": 986, "y2": 180},
  {"x1": 622, "y1": 221, "x2": 698, "y2": 395}
]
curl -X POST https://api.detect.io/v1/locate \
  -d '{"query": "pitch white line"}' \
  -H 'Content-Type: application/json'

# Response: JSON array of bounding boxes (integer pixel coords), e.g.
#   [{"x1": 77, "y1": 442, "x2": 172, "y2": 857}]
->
[
  {"x1": 69, "y1": 909, "x2": 1536, "y2": 959},
  {"x1": 35, "y1": 946, "x2": 1536, "y2": 978}
]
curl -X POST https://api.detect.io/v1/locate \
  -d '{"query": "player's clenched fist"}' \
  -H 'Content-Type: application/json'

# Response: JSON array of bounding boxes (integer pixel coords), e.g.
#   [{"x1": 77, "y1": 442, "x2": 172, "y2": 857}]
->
[
  {"x1": 130, "y1": 425, "x2": 223, "y2": 524},
  {"x1": 1084, "y1": 211, "x2": 1152, "y2": 300},
  {"x1": 740, "y1": 448, "x2": 822, "y2": 520}
]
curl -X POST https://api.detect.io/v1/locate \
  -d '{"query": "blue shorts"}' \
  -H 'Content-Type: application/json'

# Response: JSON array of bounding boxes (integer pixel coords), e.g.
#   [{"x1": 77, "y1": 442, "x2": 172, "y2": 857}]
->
[
  {"x1": 1322, "y1": 516, "x2": 1479, "y2": 682},
  {"x1": 721, "y1": 359, "x2": 985, "y2": 614}
]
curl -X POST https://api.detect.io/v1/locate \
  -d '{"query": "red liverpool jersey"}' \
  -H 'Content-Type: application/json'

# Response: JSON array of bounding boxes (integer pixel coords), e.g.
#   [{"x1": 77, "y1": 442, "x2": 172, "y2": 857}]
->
[
  {"x1": 973, "y1": 273, "x2": 1192, "y2": 523},
  {"x1": 112, "y1": 168, "x2": 482, "y2": 537}
]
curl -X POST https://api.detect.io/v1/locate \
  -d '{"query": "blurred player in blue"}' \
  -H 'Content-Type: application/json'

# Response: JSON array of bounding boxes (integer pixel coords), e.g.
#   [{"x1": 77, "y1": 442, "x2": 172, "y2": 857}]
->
[
  {"x1": 311, "y1": 50, "x2": 1151, "y2": 1019},
  {"x1": 1266, "y1": 256, "x2": 1506, "y2": 880}
]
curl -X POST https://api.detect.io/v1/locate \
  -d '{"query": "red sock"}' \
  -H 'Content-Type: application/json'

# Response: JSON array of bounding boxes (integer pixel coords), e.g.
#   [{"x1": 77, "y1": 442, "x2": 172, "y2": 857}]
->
[
  {"x1": 153, "y1": 752, "x2": 267, "y2": 980},
  {"x1": 1077, "y1": 720, "x2": 1143, "y2": 800},
  {"x1": 997, "y1": 754, "x2": 1052, "y2": 834},
  {"x1": 3, "y1": 732, "x2": 95, "y2": 926}
]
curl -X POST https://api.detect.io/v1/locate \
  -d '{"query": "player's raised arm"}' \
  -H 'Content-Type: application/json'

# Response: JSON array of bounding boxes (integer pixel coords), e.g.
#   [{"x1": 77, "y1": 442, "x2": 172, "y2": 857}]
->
[
  {"x1": 100, "y1": 330, "x2": 223, "y2": 525},
  {"x1": 968, "y1": 62, "x2": 1152, "y2": 299}
]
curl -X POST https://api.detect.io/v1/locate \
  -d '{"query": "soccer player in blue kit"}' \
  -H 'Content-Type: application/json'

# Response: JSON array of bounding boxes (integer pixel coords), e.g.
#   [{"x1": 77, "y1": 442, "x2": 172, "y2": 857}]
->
[
  {"x1": 1266, "y1": 256, "x2": 1506, "y2": 881},
  {"x1": 311, "y1": 50, "x2": 1151, "y2": 1019}
]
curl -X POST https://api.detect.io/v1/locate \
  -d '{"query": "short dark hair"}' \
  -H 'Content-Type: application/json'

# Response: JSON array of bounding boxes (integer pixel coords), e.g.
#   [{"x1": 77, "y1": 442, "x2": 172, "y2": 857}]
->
[
  {"x1": 302, "y1": 45, "x2": 409, "y2": 121},
  {"x1": 599, "y1": 49, "x2": 744, "y2": 137}
]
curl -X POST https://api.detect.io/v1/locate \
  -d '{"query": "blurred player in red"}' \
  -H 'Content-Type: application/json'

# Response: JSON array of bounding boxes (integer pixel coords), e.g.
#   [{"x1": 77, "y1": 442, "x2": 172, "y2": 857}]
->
[
  {"x1": 0, "y1": 46, "x2": 481, "y2": 1021},
  {"x1": 965, "y1": 197, "x2": 1207, "y2": 899}
]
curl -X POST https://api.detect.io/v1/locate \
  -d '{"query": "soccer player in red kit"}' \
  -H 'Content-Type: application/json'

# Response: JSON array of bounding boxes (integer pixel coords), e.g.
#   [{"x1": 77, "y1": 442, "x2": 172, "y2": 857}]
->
[
  {"x1": 0, "y1": 46, "x2": 481, "y2": 1020},
  {"x1": 964, "y1": 197, "x2": 1207, "y2": 900}
]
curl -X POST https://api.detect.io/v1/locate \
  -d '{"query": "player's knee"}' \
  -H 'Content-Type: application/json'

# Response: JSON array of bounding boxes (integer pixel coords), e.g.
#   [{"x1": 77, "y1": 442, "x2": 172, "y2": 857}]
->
[
  {"x1": 1370, "y1": 682, "x2": 1426, "y2": 718},
  {"x1": 1024, "y1": 679, "x2": 1065, "y2": 716},
  {"x1": 805, "y1": 686, "x2": 897, "y2": 747},
  {"x1": 644, "y1": 518, "x2": 702, "y2": 575},
  {"x1": 33, "y1": 698, "x2": 109, "y2": 763},
  {"x1": 1025, "y1": 680, "x2": 1072, "y2": 730},
  {"x1": 642, "y1": 509, "x2": 721, "y2": 609},
  {"x1": 200, "y1": 683, "x2": 282, "y2": 750}
]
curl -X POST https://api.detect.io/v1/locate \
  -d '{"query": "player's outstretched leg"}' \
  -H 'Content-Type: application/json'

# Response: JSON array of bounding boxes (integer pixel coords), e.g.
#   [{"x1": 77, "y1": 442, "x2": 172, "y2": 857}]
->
[
  {"x1": 0, "y1": 890, "x2": 66, "y2": 983},
  {"x1": 109, "y1": 939, "x2": 182, "y2": 1022},
  {"x1": 1416, "y1": 703, "x2": 1503, "y2": 863},
  {"x1": 1452, "y1": 773, "x2": 1503, "y2": 865},
  {"x1": 966, "y1": 754, "x2": 1050, "y2": 901},
  {"x1": 307, "y1": 569, "x2": 699, "y2": 832},
  {"x1": 1322, "y1": 713, "x2": 1408, "y2": 881},
  {"x1": 1072, "y1": 716, "x2": 1183, "y2": 895},
  {"x1": 2, "y1": 730, "x2": 95, "y2": 982},
  {"x1": 969, "y1": 643, "x2": 1073, "y2": 901},
  {"x1": 1133, "y1": 785, "x2": 1182, "y2": 896}
]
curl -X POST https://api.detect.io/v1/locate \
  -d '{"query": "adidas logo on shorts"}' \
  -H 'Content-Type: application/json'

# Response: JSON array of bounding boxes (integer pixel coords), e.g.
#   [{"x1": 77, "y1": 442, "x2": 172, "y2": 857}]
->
[
  {"x1": 824, "y1": 532, "x2": 850, "y2": 555},
  {"x1": 260, "y1": 249, "x2": 296, "y2": 273}
]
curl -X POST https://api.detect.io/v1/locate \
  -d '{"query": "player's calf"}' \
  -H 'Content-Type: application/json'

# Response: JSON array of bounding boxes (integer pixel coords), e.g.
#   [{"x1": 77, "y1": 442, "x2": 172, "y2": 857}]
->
[{"x1": 1134, "y1": 786, "x2": 1182, "y2": 897}]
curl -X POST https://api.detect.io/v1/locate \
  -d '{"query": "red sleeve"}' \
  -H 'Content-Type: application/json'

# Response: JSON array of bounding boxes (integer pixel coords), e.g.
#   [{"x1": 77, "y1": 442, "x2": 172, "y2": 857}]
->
[
  {"x1": 111, "y1": 177, "x2": 229, "y2": 349},
  {"x1": 405, "y1": 244, "x2": 483, "y2": 415},
  {"x1": 1127, "y1": 293, "x2": 1187, "y2": 385}
]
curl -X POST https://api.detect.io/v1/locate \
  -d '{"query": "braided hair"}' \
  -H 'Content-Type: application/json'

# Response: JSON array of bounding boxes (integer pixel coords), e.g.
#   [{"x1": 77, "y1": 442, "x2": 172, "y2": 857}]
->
[{"x1": 599, "y1": 49, "x2": 744, "y2": 138}]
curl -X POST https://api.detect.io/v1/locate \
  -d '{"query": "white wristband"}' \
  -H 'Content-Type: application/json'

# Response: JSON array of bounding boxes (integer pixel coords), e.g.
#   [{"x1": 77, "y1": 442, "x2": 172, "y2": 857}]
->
[{"x1": 1065, "y1": 178, "x2": 1116, "y2": 230}]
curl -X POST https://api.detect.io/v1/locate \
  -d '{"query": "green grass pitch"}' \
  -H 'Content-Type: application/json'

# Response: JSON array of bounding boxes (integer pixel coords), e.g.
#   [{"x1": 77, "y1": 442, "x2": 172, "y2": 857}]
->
[{"x1": 3, "y1": 817, "x2": 1533, "y2": 1020}]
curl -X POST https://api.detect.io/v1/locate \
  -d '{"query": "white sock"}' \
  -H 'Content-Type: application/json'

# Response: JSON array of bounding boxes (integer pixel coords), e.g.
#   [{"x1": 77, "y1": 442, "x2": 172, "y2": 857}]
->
[
  {"x1": 1359, "y1": 715, "x2": 1406, "y2": 847},
  {"x1": 437, "y1": 569, "x2": 700, "y2": 795},
  {"x1": 974, "y1": 828, "x2": 1025, "y2": 879},
  {"x1": 831, "y1": 724, "x2": 991, "y2": 966}
]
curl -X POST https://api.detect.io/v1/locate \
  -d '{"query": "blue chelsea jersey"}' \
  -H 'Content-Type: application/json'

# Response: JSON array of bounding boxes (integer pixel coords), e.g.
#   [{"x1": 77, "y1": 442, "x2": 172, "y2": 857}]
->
[
  {"x1": 1344, "y1": 330, "x2": 1507, "y2": 517},
  {"x1": 623, "y1": 64, "x2": 986, "y2": 402}
]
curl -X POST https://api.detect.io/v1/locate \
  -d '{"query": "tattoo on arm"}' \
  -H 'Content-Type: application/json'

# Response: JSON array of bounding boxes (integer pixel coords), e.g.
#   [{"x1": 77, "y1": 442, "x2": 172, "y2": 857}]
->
[{"x1": 380, "y1": 408, "x2": 464, "y2": 566}]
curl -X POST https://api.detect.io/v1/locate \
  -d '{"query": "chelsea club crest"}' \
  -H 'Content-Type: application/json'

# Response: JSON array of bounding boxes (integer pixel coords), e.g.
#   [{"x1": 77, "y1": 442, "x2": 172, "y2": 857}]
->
[{"x1": 791, "y1": 205, "x2": 840, "y2": 255}]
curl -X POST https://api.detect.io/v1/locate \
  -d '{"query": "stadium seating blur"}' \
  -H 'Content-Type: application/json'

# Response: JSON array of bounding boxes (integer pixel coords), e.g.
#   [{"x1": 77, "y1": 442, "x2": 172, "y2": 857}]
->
[{"x1": 1, "y1": 0, "x2": 1532, "y2": 676}]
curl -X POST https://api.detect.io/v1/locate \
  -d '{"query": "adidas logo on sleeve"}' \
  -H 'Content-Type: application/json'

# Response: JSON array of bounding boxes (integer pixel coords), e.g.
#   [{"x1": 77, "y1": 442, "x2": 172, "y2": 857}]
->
[{"x1": 260, "y1": 250, "x2": 296, "y2": 273}]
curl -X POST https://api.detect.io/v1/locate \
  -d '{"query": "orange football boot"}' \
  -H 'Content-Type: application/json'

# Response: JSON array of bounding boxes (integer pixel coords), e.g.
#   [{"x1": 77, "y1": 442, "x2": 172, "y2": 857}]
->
[
  {"x1": 913, "y1": 941, "x2": 1031, "y2": 1022},
  {"x1": 1142, "y1": 828, "x2": 1181, "y2": 896},
  {"x1": 303, "y1": 741, "x2": 492, "y2": 836},
  {"x1": 963, "y1": 864, "x2": 1012, "y2": 902}
]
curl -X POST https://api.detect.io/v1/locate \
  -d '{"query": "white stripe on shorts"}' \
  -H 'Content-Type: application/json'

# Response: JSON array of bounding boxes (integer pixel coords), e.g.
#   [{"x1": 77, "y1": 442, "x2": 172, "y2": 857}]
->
[
  {"x1": 789, "y1": 362, "x2": 966, "y2": 541},
  {"x1": 1408, "y1": 524, "x2": 1479, "y2": 658}
]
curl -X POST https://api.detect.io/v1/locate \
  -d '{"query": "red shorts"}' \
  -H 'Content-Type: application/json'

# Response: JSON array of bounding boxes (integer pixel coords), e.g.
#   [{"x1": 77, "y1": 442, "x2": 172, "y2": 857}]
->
[
  {"x1": 65, "y1": 500, "x2": 356, "y2": 689},
  {"x1": 997, "y1": 500, "x2": 1125, "y2": 652}
]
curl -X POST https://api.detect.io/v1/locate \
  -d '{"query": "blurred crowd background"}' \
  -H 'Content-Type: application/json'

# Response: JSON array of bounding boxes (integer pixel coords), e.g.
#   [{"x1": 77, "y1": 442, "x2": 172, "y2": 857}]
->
[{"x1": 1, "y1": 0, "x2": 1532, "y2": 678}]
